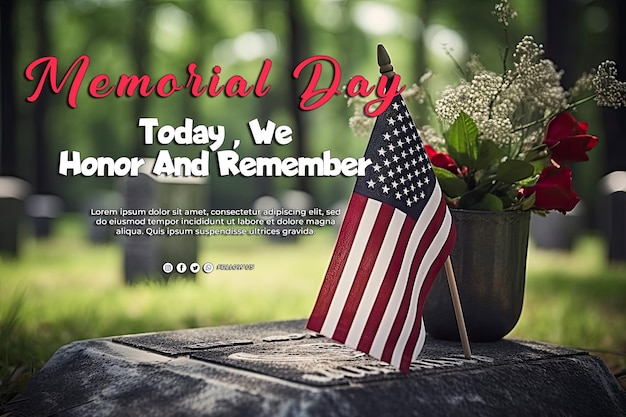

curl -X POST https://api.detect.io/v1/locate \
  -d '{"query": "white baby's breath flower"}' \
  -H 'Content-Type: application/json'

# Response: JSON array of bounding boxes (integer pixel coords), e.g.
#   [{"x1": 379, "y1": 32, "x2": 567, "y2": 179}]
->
[
  {"x1": 592, "y1": 61, "x2": 626, "y2": 108},
  {"x1": 418, "y1": 125, "x2": 447, "y2": 150},
  {"x1": 492, "y1": 0, "x2": 518, "y2": 27}
]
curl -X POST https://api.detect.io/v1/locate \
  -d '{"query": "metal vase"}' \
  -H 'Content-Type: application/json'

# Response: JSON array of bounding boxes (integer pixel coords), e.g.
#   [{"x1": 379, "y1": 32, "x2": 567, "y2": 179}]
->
[{"x1": 424, "y1": 209, "x2": 531, "y2": 342}]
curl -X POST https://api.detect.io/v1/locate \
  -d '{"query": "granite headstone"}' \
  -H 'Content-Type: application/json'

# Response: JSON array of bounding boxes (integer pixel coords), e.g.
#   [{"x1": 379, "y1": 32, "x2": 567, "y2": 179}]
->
[
  {"x1": 600, "y1": 171, "x2": 626, "y2": 262},
  {"x1": 5, "y1": 320, "x2": 625, "y2": 416},
  {"x1": 120, "y1": 159, "x2": 207, "y2": 283},
  {"x1": 0, "y1": 177, "x2": 30, "y2": 257}
]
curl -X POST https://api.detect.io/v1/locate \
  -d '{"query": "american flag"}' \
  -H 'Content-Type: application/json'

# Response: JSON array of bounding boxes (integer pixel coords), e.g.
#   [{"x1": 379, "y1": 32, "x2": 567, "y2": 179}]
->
[{"x1": 307, "y1": 94, "x2": 456, "y2": 372}]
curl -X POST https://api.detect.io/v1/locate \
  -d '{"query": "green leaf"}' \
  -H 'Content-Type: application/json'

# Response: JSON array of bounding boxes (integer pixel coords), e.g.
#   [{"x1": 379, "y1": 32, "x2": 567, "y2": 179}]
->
[
  {"x1": 495, "y1": 160, "x2": 534, "y2": 184},
  {"x1": 446, "y1": 112, "x2": 479, "y2": 168},
  {"x1": 433, "y1": 167, "x2": 468, "y2": 197},
  {"x1": 520, "y1": 193, "x2": 537, "y2": 211},
  {"x1": 517, "y1": 174, "x2": 539, "y2": 187},
  {"x1": 457, "y1": 189, "x2": 485, "y2": 209},
  {"x1": 469, "y1": 193, "x2": 504, "y2": 211},
  {"x1": 475, "y1": 140, "x2": 504, "y2": 170}
]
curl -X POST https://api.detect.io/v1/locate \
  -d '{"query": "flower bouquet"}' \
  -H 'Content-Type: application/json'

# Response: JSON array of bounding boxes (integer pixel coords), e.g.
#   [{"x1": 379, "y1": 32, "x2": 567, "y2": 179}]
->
[
  {"x1": 350, "y1": 0, "x2": 625, "y2": 215},
  {"x1": 349, "y1": 0, "x2": 625, "y2": 342}
]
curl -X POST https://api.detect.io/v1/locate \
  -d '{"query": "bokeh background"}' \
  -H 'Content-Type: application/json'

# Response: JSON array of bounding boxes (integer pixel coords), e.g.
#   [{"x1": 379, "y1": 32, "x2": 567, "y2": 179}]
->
[{"x1": 1, "y1": 0, "x2": 625, "y2": 405}]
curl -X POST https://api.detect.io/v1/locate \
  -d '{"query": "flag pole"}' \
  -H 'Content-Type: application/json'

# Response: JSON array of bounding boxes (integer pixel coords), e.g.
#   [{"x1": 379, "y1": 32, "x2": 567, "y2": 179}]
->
[
  {"x1": 378, "y1": 44, "x2": 472, "y2": 360},
  {"x1": 444, "y1": 257, "x2": 472, "y2": 359}
]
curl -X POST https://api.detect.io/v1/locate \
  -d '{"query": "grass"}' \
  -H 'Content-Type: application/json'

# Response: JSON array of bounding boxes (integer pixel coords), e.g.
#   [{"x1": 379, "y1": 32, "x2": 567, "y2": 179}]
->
[{"x1": 1, "y1": 215, "x2": 625, "y2": 405}]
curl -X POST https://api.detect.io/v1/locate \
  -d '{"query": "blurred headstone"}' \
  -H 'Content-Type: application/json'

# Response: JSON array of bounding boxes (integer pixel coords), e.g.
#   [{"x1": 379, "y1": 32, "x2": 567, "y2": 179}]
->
[
  {"x1": 600, "y1": 171, "x2": 626, "y2": 262},
  {"x1": 530, "y1": 201, "x2": 585, "y2": 251},
  {"x1": 278, "y1": 189, "x2": 314, "y2": 242},
  {"x1": 84, "y1": 190, "x2": 122, "y2": 244},
  {"x1": 252, "y1": 190, "x2": 314, "y2": 242},
  {"x1": 0, "y1": 177, "x2": 30, "y2": 257},
  {"x1": 120, "y1": 159, "x2": 207, "y2": 283},
  {"x1": 25, "y1": 194, "x2": 63, "y2": 239},
  {"x1": 253, "y1": 195, "x2": 281, "y2": 241}
]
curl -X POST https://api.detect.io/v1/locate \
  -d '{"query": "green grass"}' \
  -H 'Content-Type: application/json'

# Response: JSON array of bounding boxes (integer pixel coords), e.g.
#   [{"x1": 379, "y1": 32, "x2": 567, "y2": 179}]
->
[{"x1": 1, "y1": 216, "x2": 625, "y2": 405}]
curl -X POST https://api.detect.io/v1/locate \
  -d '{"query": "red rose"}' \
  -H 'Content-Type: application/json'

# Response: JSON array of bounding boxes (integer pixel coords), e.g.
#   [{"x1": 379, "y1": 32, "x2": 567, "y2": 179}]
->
[
  {"x1": 543, "y1": 112, "x2": 599, "y2": 163},
  {"x1": 424, "y1": 145, "x2": 459, "y2": 174},
  {"x1": 519, "y1": 165, "x2": 580, "y2": 213}
]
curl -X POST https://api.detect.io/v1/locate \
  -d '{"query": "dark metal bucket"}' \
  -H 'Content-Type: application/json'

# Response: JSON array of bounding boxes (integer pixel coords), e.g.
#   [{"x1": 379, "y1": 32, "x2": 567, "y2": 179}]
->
[{"x1": 424, "y1": 209, "x2": 531, "y2": 342}]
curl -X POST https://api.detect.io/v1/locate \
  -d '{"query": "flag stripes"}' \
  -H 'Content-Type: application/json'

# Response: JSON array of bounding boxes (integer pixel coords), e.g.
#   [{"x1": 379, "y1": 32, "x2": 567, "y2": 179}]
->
[
  {"x1": 308, "y1": 184, "x2": 455, "y2": 371},
  {"x1": 307, "y1": 94, "x2": 456, "y2": 372}
]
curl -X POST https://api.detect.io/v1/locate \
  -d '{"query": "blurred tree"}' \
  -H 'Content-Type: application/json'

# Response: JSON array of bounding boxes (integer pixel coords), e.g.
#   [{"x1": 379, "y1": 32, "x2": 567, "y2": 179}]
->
[
  {"x1": 602, "y1": 0, "x2": 626, "y2": 174},
  {"x1": 286, "y1": 0, "x2": 311, "y2": 196},
  {"x1": 130, "y1": 0, "x2": 150, "y2": 157},
  {"x1": 1, "y1": 0, "x2": 18, "y2": 177},
  {"x1": 32, "y1": 0, "x2": 53, "y2": 195}
]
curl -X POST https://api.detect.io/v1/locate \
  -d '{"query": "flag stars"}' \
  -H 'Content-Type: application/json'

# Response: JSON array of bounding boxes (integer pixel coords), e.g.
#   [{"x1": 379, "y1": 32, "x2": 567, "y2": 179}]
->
[
  {"x1": 358, "y1": 98, "x2": 438, "y2": 212},
  {"x1": 392, "y1": 102, "x2": 400, "y2": 111}
]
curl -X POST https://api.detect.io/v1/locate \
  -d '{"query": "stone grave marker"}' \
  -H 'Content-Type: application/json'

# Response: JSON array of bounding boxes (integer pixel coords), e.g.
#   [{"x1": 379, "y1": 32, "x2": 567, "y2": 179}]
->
[
  {"x1": 84, "y1": 190, "x2": 122, "y2": 244},
  {"x1": 530, "y1": 201, "x2": 585, "y2": 250},
  {"x1": 600, "y1": 171, "x2": 626, "y2": 262},
  {"x1": 25, "y1": 194, "x2": 64, "y2": 238},
  {"x1": 0, "y1": 176, "x2": 30, "y2": 257},
  {"x1": 119, "y1": 159, "x2": 207, "y2": 283},
  {"x1": 6, "y1": 320, "x2": 625, "y2": 416}
]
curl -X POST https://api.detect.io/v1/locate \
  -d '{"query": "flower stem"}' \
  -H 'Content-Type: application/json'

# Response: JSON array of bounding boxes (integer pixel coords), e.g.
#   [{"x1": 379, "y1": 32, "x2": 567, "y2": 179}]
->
[{"x1": 511, "y1": 94, "x2": 598, "y2": 132}]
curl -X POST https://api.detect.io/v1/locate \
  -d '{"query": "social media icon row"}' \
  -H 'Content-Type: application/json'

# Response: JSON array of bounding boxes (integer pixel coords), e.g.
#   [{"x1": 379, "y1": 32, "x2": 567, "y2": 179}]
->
[{"x1": 162, "y1": 262, "x2": 214, "y2": 274}]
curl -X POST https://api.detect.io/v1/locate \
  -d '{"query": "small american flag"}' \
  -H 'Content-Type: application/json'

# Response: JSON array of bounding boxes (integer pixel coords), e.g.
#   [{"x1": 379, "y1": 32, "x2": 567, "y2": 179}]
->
[{"x1": 307, "y1": 94, "x2": 456, "y2": 372}]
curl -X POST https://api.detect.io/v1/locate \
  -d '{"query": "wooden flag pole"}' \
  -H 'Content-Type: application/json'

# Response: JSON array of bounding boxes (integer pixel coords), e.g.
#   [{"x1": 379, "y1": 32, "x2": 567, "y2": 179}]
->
[
  {"x1": 378, "y1": 43, "x2": 471, "y2": 359},
  {"x1": 444, "y1": 256, "x2": 472, "y2": 359}
]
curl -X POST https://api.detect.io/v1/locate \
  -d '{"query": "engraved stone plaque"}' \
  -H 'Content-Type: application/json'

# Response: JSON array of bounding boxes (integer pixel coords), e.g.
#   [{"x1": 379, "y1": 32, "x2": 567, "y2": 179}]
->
[{"x1": 6, "y1": 320, "x2": 626, "y2": 417}]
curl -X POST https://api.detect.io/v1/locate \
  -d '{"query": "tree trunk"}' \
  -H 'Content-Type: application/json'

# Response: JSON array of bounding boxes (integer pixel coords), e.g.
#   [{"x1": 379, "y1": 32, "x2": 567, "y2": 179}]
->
[
  {"x1": 0, "y1": 0, "x2": 18, "y2": 177},
  {"x1": 33, "y1": 0, "x2": 52, "y2": 194},
  {"x1": 286, "y1": 0, "x2": 311, "y2": 195}
]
